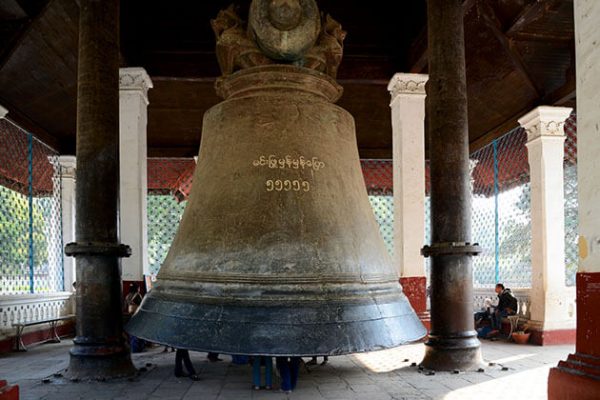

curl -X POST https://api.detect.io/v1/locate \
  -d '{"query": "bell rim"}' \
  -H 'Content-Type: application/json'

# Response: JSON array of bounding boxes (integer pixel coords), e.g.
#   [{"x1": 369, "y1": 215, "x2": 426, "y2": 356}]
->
[{"x1": 126, "y1": 290, "x2": 427, "y2": 356}]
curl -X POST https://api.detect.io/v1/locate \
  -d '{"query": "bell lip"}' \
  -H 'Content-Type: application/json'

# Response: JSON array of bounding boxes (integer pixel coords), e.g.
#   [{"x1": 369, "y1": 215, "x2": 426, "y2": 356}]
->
[
  {"x1": 126, "y1": 292, "x2": 427, "y2": 356},
  {"x1": 215, "y1": 64, "x2": 343, "y2": 102}
]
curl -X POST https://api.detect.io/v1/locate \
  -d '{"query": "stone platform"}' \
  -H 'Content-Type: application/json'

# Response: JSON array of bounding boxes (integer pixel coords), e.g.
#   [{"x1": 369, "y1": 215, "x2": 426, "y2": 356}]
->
[{"x1": 0, "y1": 339, "x2": 573, "y2": 400}]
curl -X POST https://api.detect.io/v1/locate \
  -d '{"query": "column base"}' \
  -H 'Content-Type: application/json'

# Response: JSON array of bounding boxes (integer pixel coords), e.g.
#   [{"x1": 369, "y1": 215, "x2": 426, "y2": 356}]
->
[
  {"x1": 64, "y1": 342, "x2": 137, "y2": 380},
  {"x1": 420, "y1": 334, "x2": 483, "y2": 371},
  {"x1": 548, "y1": 353, "x2": 600, "y2": 400}
]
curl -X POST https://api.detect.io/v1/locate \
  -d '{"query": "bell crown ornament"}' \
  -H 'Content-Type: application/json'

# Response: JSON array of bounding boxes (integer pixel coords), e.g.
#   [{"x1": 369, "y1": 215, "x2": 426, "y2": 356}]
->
[{"x1": 126, "y1": 0, "x2": 426, "y2": 356}]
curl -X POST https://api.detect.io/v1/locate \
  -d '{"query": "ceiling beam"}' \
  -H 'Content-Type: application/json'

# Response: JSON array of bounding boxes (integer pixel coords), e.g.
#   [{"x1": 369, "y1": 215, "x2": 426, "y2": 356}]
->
[
  {"x1": 0, "y1": 0, "x2": 54, "y2": 72},
  {"x1": 148, "y1": 146, "x2": 199, "y2": 158},
  {"x1": 407, "y1": 0, "x2": 479, "y2": 73},
  {"x1": 542, "y1": 74, "x2": 576, "y2": 106},
  {"x1": 468, "y1": 103, "x2": 536, "y2": 153},
  {"x1": 478, "y1": 0, "x2": 543, "y2": 98}
]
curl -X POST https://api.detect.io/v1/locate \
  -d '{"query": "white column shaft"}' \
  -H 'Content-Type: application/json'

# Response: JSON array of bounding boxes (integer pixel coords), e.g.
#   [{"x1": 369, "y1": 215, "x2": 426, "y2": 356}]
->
[
  {"x1": 119, "y1": 68, "x2": 152, "y2": 281},
  {"x1": 388, "y1": 74, "x2": 428, "y2": 278},
  {"x1": 575, "y1": 0, "x2": 600, "y2": 274},
  {"x1": 520, "y1": 106, "x2": 573, "y2": 330},
  {"x1": 58, "y1": 155, "x2": 76, "y2": 291}
]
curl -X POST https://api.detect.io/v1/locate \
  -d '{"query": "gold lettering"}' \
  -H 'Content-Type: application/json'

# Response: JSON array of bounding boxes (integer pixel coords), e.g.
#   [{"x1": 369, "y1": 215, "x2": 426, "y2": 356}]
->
[{"x1": 253, "y1": 154, "x2": 325, "y2": 171}]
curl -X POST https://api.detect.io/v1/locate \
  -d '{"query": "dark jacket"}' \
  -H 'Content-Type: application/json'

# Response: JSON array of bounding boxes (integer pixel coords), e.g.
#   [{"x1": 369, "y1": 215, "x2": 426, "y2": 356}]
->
[{"x1": 497, "y1": 288, "x2": 518, "y2": 314}]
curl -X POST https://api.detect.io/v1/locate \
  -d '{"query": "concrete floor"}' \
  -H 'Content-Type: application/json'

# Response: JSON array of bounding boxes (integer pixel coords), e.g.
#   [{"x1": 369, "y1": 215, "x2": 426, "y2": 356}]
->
[{"x1": 0, "y1": 338, "x2": 573, "y2": 400}]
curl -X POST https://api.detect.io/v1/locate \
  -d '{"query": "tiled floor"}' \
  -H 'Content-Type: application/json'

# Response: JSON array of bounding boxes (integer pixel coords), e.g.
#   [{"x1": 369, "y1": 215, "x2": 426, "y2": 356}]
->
[{"x1": 0, "y1": 338, "x2": 573, "y2": 400}]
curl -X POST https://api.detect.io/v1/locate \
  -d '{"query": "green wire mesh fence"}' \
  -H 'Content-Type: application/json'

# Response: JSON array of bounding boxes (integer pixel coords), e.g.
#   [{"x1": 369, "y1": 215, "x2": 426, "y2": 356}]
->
[
  {"x1": 470, "y1": 127, "x2": 532, "y2": 289},
  {"x1": 146, "y1": 158, "x2": 193, "y2": 275},
  {"x1": 564, "y1": 112, "x2": 578, "y2": 287},
  {"x1": 361, "y1": 159, "x2": 394, "y2": 257},
  {"x1": 0, "y1": 119, "x2": 63, "y2": 294}
]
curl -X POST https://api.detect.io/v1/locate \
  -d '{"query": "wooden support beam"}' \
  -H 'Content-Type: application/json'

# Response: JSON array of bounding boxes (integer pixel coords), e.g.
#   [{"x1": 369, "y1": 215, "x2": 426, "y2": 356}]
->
[
  {"x1": 407, "y1": 0, "x2": 479, "y2": 73},
  {"x1": 469, "y1": 104, "x2": 536, "y2": 153},
  {"x1": 477, "y1": 1, "x2": 543, "y2": 98},
  {"x1": 0, "y1": 0, "x2": 54, "y2": 72}
]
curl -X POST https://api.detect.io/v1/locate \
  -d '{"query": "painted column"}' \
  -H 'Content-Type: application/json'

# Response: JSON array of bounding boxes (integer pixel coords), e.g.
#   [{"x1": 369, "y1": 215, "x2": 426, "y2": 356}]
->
[
  {"x1": 57, "y1": 156, "x2": 77, "y2": 292},
  {"x1": 519, "y1": 106, "x2": 574, "y2": 345},
  {"x1": 388, "y1": 73, "x2": 429, "y2": 327},
  {"x1": 119, "y1": 68, "x2": 152, "y2": 283},
  {"x1": 420, "y1": 0, "x2": 483, "y2": 371},
  {"x1": 64, "y1": 0, "x2": 136, "y2": 379},
  {"x1": 549, "y1": 0, "x2": 600, "y2": 397}
]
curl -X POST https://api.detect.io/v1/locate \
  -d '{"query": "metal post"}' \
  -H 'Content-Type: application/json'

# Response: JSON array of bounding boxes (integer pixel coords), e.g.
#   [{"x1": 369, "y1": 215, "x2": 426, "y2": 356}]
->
[
  {"x1": 420, "y1": 0, "x2": 483, "y2": 370},
  {"x1": 28, "y1": 132, "x2": 34, "y2": 293},
  {"x1": 64, "y1": 0, "x2": 136, "y2": 380},
  {"x1": 493, "y1": 139, "x2": 499, "y2": 284}
]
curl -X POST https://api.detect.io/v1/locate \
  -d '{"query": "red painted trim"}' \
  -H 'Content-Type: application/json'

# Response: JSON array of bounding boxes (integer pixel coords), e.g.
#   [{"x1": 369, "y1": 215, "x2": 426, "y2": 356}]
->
[
  {"x1": 399, "y1": 277, "x2": 430, "y2": 331},
  {"x1": 549, "y1": 353, "x2": 600, "y2": 400},
  {"x1": 0, "y1": 321, "x2": 74, "y2": 354},
  {"x1": 529, "y1": 328, "x2": 576, "y2": 346},
  {"x1": 0, "y1": 379, "x2": 19, "y2": 400},
  {"x1": 399, "y1": 276, "x2": 427, "y2": 313},
  {"x1": 548, "y1": 272, "x2": 600, "y2": 398},
  {"x1": 576, "y1": 272, "x2": 600, "y2": 357}
]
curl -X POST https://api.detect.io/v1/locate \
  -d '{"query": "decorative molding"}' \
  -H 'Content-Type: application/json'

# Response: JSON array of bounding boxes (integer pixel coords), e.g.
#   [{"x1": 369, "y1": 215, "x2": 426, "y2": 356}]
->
[
  {"x1": 211, "y1": 4, "x2": 345, "y2": 78},
  {"x1": 50, "y1": 155, "x2": 76, "y2": 179},
  {"x1": 119, "y1": 68, "x2": 153, "y2": 103},
  {"x1": 0, "y1": 104, "x2": 8, "y2": 119},
  {"x1": 518, "y1": 106, "x2": 573, "y2": 142},
  {"x1": 387, "y1": 73, "x2": 428, "y2": 103}
]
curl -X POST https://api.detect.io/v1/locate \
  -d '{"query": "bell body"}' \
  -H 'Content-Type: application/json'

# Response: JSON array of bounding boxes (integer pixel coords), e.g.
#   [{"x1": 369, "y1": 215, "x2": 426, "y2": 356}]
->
[{"x1": 127, "y1": 65, "x2": 426, "y2": 355}]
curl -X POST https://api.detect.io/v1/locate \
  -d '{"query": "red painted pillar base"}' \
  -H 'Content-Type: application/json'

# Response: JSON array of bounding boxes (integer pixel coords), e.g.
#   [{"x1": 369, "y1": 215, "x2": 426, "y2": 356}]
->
[
  {"x1": 529, "y1": 328, "x2": 576, "y2": 346},
  {"x1": 548, "y1": 272, "x2": 600, "y2": 399},
  {"x1": 399, "y1": 276, "x2": 430, "y2": 331},
  {"x1": 0, "y1": 380, "x2": 19, "y2": 400}
]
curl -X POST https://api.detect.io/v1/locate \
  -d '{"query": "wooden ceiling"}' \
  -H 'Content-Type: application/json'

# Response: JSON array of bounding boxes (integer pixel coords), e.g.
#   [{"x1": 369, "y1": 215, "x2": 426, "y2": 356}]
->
[{"x1": 0, "y1": 0, "x2": 574, "y2": 158}]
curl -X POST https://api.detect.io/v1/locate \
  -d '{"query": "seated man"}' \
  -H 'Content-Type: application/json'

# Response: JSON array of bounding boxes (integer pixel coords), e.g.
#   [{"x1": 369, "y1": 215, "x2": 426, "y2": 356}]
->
[{"x1": 489, "y1": 283, "x2": 518, "y2": 336}]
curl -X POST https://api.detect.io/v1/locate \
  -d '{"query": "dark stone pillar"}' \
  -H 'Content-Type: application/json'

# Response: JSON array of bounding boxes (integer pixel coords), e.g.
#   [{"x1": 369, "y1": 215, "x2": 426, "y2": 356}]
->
[
  {"x1": 420, "y1": 0, "x2": 483, "y2": 371},
  {"x1": 64, "y1": 0, "x2": 136, "y2": 380}
]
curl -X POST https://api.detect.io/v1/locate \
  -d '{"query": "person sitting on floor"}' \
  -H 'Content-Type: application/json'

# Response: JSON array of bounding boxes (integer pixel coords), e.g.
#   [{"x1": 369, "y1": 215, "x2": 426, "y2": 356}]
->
[{"x1": 488, "y1": 283, "x2": 518, "y2": 337}]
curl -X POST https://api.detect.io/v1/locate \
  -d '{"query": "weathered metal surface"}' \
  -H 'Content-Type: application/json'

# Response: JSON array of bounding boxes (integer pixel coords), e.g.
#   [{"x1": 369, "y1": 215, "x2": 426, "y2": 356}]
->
[
  {"x1": 127, "y1": 63, "x2": 426, "y2": 356},
  {"x1": 420, "y1": 0, "x2": 484, "y2": 371},
  {"x1": 64, "y1": 0, "x2": 136, "y2": 380},
  {"x1": 421, "y1": 242, "x2": 482, "y2": 257},
  {"x1": 248, "y1": 0, "x2": 320, "y2": 61}
]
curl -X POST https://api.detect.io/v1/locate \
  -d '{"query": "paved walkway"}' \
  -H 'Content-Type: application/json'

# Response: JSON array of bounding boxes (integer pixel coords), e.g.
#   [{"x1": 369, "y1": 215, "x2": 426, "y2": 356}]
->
[{"x1": 0, "y1": 339, "x2": 572, "y2": 400}]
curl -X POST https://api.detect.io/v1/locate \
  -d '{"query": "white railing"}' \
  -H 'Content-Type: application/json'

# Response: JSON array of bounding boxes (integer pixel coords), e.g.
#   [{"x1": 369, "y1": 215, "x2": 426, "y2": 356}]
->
[{"x1": 0, "y1": 292, "x2": 74, "y2": 334}]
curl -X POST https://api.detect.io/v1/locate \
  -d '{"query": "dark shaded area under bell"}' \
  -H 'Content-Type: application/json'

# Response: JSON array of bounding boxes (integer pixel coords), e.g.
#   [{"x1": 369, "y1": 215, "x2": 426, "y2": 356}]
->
[{"x1": 127, "y1": 0, "x2": 426, "y2": 356}]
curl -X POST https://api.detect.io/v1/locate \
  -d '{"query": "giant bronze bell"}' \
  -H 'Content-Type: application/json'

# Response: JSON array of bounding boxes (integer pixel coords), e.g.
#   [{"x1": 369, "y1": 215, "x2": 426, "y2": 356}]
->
[{"x1": 127, "y1": 0, "x2": 426, "y2": 355}]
